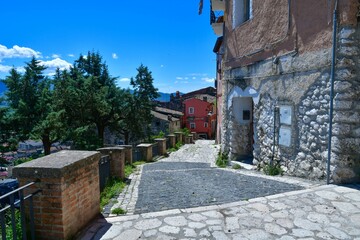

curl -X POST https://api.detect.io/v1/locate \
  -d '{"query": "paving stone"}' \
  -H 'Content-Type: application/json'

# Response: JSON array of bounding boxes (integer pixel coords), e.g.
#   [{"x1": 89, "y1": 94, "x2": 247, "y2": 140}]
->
[
  {"x1": 225, "y1": 217, "x2": 240, "y2": 231},
  {"x1": 183, "y1": 228, "x2": 197, "y2": 237},
  {"x1": 188, "y1": 213, "x2": 208, "y2": 222},
  {"x1": 315, "y1": 190, "x2": 342, "y2": 200},
  {"x1": 238, "y1": 229, "x2": 272, "y2": 240},
  {"x1": 188, "y1": 221, "x2": 206, "y2": 229},
  {"x1": 279, "y1": 236, "x2": 296, "y2": 240},
  {"x1": 164, "y1": 216, "x2": 188, "y2": 227},
  {"x1": 276, "y1": 218, "x2": 294, "y2": 229},
  {"x1": 313, "y1": 204, "x2": 337, "y2": 214},
  {"x1": 212, "y1": 231, "x2": 231, "y2": 240},
  {"x1": 134, "y1": 218, "x2": 162, "y2": 230},
  {"x1": 271, "y1": 210, "x2": 289, "y2": 218},
  {"x1": 113, "y1": 229, "x2": 142, "y2": 240},
  {"x1": 208, "y1": 225, "x2": 223, "y2": 232},
  {"x1": 344, "y1": 192, "x2": 360, "y2": 201},
  {"x1": 325, "y1": 227, "x2": 351, "y2": 239},
  {"x1": 307, "y1": 212, "x2": 330, "y2": 225},
  {"x1": 291, "y1": 228, "x2": 315, "y2": 237},
  {"x1": 294, "y1": 218, "x2": 322, "y2": 231},
  {"x1": 206, "y1": 219, "x2": 223, "y2": 225},
  {"x1": 143, "y1": 229, "x2": 158, "y2": 237},
  {"x1": 316, "y1": 231, "x2": 335, "y2": 239},
  {"x1": 201, "y1": 210, "x2": 224, "y2": 218},
  {"x1": 264, "y1": 223, "x2": 287, "y2": 235},
  {"x1": 331, "y1": 201, "x2": 360, "y2": 213},
  {"x1": 199, "y1": 229, "x2": 211, "y2": 237},
  {"x1": 159, "y1": 225, "x2": 181, "y2": 234}
]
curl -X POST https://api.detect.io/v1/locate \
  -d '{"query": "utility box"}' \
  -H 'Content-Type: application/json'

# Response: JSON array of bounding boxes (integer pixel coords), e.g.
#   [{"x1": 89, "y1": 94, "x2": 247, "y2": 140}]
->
[
  {"x1": 280, "y1": 105, "x2": 292, "y2": 125},
  {"x1": 279, "y1": 126, "x2": 292, "y2": 147}
]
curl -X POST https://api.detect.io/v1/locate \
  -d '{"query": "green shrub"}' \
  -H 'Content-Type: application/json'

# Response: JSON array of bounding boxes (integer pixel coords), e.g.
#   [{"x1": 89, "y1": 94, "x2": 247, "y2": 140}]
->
[
  {"x1": 111, "y1": 207, "x2": 127, "y2": 215},
  {"x1": 216, "y1": 151, "x2": 228, "y2": 168},
  {"x1": 263, "y1": 163, "x2": 283, "y2": 176},
  {"x1": 181, "y1": 128, "x2": 190, "y2": 137},
  {"x1": 232, "y1": 164, "x2": 242, "y2": 169}
]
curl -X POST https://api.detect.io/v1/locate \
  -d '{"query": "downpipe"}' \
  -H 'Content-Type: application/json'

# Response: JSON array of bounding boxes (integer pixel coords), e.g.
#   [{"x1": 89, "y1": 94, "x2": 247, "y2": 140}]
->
[{"x1": 327, "y1": 0, "x2": 338, "y2": 185}]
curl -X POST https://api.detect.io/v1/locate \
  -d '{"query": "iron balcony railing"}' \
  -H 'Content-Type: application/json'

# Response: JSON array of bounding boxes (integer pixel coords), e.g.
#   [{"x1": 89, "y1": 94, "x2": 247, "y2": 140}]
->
[{"x1": 0, "y1": 181, "x2": 41, "y2": 240}]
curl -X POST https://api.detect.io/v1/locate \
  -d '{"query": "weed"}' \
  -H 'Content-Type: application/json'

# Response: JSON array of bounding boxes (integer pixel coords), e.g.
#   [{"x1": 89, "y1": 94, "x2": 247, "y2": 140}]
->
[
  {"x1": 100, "y1": 178, "x2": 126, "y2": 209},
  {"x1": 263, "y1": 163, "x2": 283, "y2": 176},
  {"x1": 232, "y1": 164, "x2": 242, "y2": 170},
  {"x1": 125, "y1": 161, "x2": 146, "y2": 178},
  {"x1": 111, "y1": 207, "x2": 127, "y2": 215},
  {"x1": 216, "y1": 151, "x2": 228, "y2": 168}
]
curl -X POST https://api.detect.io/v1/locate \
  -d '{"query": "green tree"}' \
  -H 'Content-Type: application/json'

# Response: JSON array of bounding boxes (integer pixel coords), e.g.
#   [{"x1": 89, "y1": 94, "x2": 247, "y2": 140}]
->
[
  {"x1": 126, "y1": 64, "x2": 159, "y2": 142},
  {"x1": 53, "y1": 51, "x2": 125, "y2": 149},
  {"x1": 2, "y1": 57, "x2": 62, "y2": 155}
]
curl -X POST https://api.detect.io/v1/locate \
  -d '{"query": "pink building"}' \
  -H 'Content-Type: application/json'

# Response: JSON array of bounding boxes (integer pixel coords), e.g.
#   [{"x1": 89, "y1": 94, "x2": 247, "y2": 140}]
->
[{"x1": 182, "y1": 98, "x2": 216, "y2": 139}]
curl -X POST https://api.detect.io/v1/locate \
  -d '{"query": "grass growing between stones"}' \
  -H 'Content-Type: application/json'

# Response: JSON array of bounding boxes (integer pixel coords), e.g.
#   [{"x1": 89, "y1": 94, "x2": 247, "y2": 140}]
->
[
  {"x1": 168, "y1": 141, "x2": 183, "y2": 152},
  {"x1": 111, "y1": 207, "x2": 127, "y2": 215},
  {"x1": 100, "y1": 177, "x2": 126, "y2": 209},
  {"x1": 124, "y1": 161, "x2": 146, "y2": 178},
  {"x1": 263, "y1": 163, "x2": 283, "y2": 176},
  {"x1": 232, "y1": 163, "x2": 242, "y2": 169},
  {"x1": 216, "y1": 151, "x2": 229, "y2": 168}
]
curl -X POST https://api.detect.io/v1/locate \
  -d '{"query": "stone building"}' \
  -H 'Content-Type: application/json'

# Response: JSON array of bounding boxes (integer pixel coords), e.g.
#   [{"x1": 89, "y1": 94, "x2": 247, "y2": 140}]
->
[{"x1": 210, "y1": 0, "x2": 360, "y2": 183}]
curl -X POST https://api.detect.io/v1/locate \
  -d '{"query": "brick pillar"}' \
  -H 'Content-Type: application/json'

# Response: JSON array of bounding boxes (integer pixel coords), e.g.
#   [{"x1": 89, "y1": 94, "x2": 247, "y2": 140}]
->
[
  {"x1": 97, "y1": 147, "x2": 125, "y2": 180},
  {"x1": 136, "y1": 144, "x2": 153, "y2": 162},
  {"x1": 174, "y1": 132, "x2": 183, "y2": 144},
  {"x1": 155, "y1": 138, "x2": 166, "y2": 155},
  {"x1": 119, "y1": 145, "x2": 133, "y2": 165},
  {"x1": 12, "y1": 151, "x2": 100, "y2": 240},
  {"x1": 167, "y1": 134, "x2": 176, "y2": 148}
]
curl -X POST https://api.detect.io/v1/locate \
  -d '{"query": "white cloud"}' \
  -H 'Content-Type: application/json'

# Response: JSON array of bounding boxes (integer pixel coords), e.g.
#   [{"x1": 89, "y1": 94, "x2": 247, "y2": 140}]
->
[
  {"x1": 68, "y1": 54, "x2": 75, "y2": 57},
  {"x1": 192, "y1": 77, "x2": 196, "y2": 80},
  {"x1": 188, "y1": 73, "x2": 208, "y2": 77},
  {"x1": 119, "y1": 77, "x2": 130, "y2": 82},
  {"x1": 52, "y1": 54, "x2": 61, "y2": 58},
  {"x1": 0, "y1": 64, "x2": 25, "y2": 73},
  {"x1": 112, "y1": 53, "x2": 118, "y2": 59},
  {"x1": 176, "y1": 77, "x2": 183, "y2": 80},
  {"x1": 184, "y1": 77, "x2": 189, "y2": 80},
  {"x1": 0, "y1": 44, "x2": 41, "y2": 60},
  {"x1": 160, "y1": 64, "x2": 164, "y2": 68},
  {"x1": 39, "y1": 58, "x2": 72, "y2": 71},
  {"x1": 174, "y1": 81, "x2": 179, "y2": 84},
  {"x1": 202, "y1": 77, "x2": 215, "y2": 83}
]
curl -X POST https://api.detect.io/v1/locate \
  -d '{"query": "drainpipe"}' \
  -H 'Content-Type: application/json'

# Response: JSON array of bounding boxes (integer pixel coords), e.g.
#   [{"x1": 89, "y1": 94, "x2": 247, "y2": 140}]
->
[
  {"x1": 327, "y1": 0, "x2": 338, "y2": 185},
  {"x1": 271, "y1": 106, "x2": 279, "y2": 166}
]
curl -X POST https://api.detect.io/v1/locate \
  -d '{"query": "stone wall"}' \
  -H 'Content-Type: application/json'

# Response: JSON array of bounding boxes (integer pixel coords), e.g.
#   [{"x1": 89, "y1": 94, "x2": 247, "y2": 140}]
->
[{"x1": 221, "y1": 25, "x2": 360, "y2": 183}]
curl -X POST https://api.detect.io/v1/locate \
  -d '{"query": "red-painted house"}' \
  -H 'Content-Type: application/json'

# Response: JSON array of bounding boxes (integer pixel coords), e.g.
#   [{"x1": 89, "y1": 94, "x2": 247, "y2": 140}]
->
[{"x1": 182, "y1": 98, "x2": 216, "y2": 139}]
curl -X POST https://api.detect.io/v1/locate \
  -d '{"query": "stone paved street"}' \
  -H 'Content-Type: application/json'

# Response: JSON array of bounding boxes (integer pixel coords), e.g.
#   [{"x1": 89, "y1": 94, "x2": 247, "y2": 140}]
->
[{"x1": 79, "y1": 140, "x2": 360, "y2": 239}]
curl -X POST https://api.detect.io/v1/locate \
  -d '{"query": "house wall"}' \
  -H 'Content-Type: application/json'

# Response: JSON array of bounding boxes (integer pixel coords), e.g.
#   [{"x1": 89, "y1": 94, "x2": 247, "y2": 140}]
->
[
  {"x1": 221, "y1": 0, "x2": 360, "y2": 183},
  {"x1": 183, "y1": 98, "x2": 214, "y2": 138}
]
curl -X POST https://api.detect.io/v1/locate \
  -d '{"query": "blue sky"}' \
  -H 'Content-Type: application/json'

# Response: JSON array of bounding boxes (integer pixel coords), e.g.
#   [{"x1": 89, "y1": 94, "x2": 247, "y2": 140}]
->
[{"x1": 0, "y1": 0, "x2": 218, "y2": 93}]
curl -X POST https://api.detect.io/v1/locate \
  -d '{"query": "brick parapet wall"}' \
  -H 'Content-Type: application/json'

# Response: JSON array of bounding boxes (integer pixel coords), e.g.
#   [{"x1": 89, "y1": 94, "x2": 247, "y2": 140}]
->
[{"x1": 13, "y1": 151, "x2": 100, "y2": 239}]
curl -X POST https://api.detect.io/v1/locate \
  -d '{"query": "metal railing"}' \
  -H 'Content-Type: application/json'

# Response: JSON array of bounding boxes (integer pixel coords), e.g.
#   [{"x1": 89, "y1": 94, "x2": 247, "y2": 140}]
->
[
  {"x1": 152, "y1": 143, "x2": 159, "y2": 158},
  {"x1": 98, "y1": 155, "x2": 111, "y2": 192},
  {"x1": 0, "y1": 181, "x2": 41, "y2": 240},
  {"x1": 132, "y1": 148, "x2": 141, "y2": 162}
]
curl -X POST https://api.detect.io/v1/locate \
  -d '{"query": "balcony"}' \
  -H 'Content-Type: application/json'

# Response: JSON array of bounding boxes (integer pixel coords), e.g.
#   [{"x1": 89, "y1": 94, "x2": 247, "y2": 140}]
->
[
  {"x1": 211, "y1": 0, "x2": 225, "y2": 11},
  {"x1": 211, "y1": 10, "x2": 224, "y2": 36}
]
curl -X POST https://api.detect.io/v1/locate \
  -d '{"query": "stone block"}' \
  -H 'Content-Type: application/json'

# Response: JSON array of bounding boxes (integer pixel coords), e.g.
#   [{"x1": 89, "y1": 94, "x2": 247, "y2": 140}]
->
[
  {"x1": 154, "y1": 138, "x2": 166, "y2": 155},
  {"x1": 166, "y1": 134, "x2": 176, "y2": 148},
  {"x1": 137, "y1": 144, "x2": 153, "y2": 162},
  {"x1": 119, "y1": 145, "x2": 133, "y2": 165},
  {"x1": 174, "y1": 132, "x2": 183, "y2": 144}
]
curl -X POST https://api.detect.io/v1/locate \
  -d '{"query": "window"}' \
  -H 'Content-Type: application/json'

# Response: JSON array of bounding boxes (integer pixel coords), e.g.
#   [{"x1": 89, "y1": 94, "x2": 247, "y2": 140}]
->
[
  {"x1": 190, "y1": 122, "x2": 196, "y2": 129},
  {"x1": 243, "y1": 110, "x2": 250, "y2": 120},
  {"x1": 233, "y1": 0, "x2": 252, "y2": 28},
  {"x1": 189, "y1": 107, "x2": 194, "y2": 114},
  {"x1": 204, "y1": 122, "x2": 209, "y2": 128},
  {"x1": 203, "y1": 96, "x2": 208, "y2": 102}
]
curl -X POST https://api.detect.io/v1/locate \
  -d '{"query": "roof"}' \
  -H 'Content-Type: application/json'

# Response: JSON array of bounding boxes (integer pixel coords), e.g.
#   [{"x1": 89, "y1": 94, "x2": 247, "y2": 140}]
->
[
  {"x1": 154, "y1": 107, "x2": 183, "y2": 116},
  {"x1": 151, "y1": 110, "x2": 180, "y2": 122},
  {"x1": 181, "y1": 87, "x2": 216, "y2": 99}
]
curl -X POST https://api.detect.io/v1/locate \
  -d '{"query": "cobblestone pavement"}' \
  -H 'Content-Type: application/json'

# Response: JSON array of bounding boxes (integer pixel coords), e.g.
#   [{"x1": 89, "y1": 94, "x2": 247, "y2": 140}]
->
[{"x1": 79, "y1": 140, "x2": 360, "y2": 239}]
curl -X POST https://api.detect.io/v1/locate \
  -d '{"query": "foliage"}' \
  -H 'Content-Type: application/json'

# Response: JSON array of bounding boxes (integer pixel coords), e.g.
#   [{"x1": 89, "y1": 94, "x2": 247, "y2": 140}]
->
[
  {"x1": 100, "y1": 177, "x2": 126, "y2": 209},
  {"x1": 13, "y1": 157, "x2": 34, "y2": 166},
  {"x1": 0, "y1": 209, "x2": 23, "y2": 239},
  {"x1": 232, "y1": 163, "x2": 242, "y2": 170},
  {"x1": 263, "y1": 163, "x2": 283, "y2": 176},
  {"x1": 216, "y1": 151, "x2": 228, "y2": 168},
  {"x1": 150, "y1": 131, "x2": 165, "y2": 142},
  {"x1": 1, "y1": 58, "x2": 61, "y2": 155},
  {"x1": 111, "y1": 207, "x2": 127, "y2": 215},
  {"x1": 181, "y1": 128, "x2": 190, "y2": 137}
]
